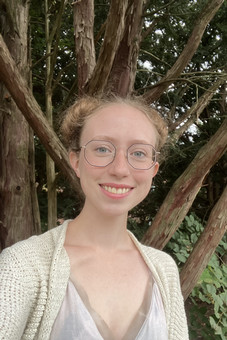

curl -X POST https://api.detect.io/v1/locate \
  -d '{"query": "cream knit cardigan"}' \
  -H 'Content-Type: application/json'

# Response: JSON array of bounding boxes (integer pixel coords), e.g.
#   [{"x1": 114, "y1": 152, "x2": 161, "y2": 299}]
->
[{"x1": 0, "y1": 220, "x2": 189, "y2": 340}]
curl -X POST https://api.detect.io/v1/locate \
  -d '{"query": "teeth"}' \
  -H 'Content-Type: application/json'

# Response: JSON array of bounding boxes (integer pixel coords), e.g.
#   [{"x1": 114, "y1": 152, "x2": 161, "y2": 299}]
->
[{"x1": 103, "y1": 186, "x2": 130, "y2": 194}]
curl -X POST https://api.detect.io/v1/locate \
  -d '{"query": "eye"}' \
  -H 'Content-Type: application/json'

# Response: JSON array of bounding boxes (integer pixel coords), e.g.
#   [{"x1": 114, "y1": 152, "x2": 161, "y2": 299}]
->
[
  {"x1": 128, "y1": 144, "x2": 153, "y2": 162},
  {"x1": 96, "y1": 146, "x2": 112, "y2": 154},
  {"x1": 90, "y1": 141, "x2": 115, "y2": 156},
  {"x1": 132, "y1": 150, "x2": 146, "y2": 158}
]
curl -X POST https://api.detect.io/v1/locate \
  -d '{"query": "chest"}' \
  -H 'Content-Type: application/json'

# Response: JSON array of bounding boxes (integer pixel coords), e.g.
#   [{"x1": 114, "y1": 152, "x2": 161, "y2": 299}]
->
[{"x1": 65, "y1": 245, "x2": 151, "y2": 337}]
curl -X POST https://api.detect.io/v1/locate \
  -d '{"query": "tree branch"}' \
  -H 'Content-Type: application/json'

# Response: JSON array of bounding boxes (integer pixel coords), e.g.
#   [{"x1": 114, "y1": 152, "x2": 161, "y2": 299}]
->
[
  {"x1": 48, "y1": 0, "x2": 67, "y2": 88},
  {"x1": 52, "y1": 60, "x2": 74, "y2": 92},
  {"x1": 106, "y1": 0, "x2": 145, "y2": 96},
  {"x1": 143, "y1": 0, "x2": 224, "y2": 103},
  {"x1": 31, "y1": 52, "x2": 53, "y2": 69},
  {"x1": 141, "y1": 18, "x2": 158, "y2": 41},
  {"x1": 140, "y1": 49, "x2": 172, "y2": 67},
  {"x1": 142, "y1": 118, "x2": 227, "y2": 249},
  {"x1": 0, "y1": 33, "x2": 80, "y2": 193},
  {"x1": 85, "y1": 0, "x2": 128, "y2": 95},
  {"x1": 168, "y1": 75, "x2": 227, "y2": 141},
  {"x1": 73, "y1": 0, "x2": 96, "y2": 94},
  {"x1": 143, "y1": 0, "x2": 178, "y2": 17}
]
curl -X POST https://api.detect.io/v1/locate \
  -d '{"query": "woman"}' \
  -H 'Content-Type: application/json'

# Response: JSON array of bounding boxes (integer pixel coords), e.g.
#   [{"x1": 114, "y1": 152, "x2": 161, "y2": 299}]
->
[{"x1": 0, "y1": 96, "x2": 189, "y2": 340}]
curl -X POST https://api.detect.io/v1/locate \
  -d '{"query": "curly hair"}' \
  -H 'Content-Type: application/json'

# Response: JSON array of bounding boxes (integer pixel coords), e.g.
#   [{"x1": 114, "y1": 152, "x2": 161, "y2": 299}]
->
[{"x1": 60, "y1": 95, "x2": 168, "y2": 152}]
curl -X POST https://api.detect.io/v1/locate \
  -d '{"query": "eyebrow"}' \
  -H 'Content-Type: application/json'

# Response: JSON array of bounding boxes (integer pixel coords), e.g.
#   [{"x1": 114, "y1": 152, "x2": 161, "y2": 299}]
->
[{"x1": 91, "y1": 135, "x2": 153, "y2": 145}]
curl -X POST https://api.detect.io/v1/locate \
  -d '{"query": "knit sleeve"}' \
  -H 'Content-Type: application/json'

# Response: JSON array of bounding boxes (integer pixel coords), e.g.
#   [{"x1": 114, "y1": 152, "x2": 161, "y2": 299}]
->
[
  {"x1": 166, "y1": 258, "x2": 189, "y2": 340},
  {"x1": 0, "y1": 246, "x2": 34, "y2": 340}
]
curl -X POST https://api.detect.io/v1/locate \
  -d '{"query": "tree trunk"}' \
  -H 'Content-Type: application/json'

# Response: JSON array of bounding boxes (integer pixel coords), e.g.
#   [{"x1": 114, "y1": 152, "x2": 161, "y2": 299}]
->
[
  {"x1": 180, "y1": 185, "x2": 227, "y2": 300},
  {"x1": 85, "y1": 0, "x2": 128, "y2": 95},
  {"x1": 106, "y1": 0, "x2": 146, "y2": 96},
  {"x1": 45, "y1": 0, "x2": 57, "y2": 229},
  {"x1": 144, "y1": 0, "x2": 224, "y2": 102},
  {"x1": 0, "y1": 33, "x2": 80, "y2": 194},
  {"x1": 142, "y1": 119, "x2": 227, "y2": 249},
  {"x1": 0, "y1": 0, "x2": 40, "y2": 250},
  {"x1": 73, "y1": 0, "x2": 96, "y2": 94}
]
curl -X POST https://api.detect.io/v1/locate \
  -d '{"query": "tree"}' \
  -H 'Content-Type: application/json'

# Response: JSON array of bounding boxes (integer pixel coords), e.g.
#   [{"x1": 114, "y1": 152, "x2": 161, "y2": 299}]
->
[
  {"x1": 74, "y1": 0, "x2": 96, "y2": 95},
  {"x1": 0, "y1": 0, "x2": 226, "y2": 307},
  {"x1": 0, "y1": 34, "x2": 79, "y2": 192},
  {"x1": 142, "y1": 117, "x2": 227, "y2": 248},
  {"x1": 0, "y1": 0, "x2": 40, "y2": 251},
  {"x1": 44, "y1": 0, "x2": 69, "y2": 229}
]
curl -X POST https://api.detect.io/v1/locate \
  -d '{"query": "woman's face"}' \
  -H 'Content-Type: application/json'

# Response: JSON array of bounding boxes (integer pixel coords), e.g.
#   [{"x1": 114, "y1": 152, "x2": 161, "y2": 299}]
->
[{"x1": 70, "y1": 103, "x2": 159, "y2": 217}]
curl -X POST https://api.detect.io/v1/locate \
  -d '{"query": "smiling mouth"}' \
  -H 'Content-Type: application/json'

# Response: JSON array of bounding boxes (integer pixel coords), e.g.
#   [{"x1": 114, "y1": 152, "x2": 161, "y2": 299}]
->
[{"x1": 101, "y1": 185, "x2": 131, "y2": 194}]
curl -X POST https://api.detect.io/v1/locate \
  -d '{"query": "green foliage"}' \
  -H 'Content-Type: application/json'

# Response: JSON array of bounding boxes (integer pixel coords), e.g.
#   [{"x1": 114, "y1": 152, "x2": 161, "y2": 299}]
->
[
  {"x1": 165, "y1": 214, "x2": 203, "y2": 265},
  {"x1": 165, "y1": 214, "x2": 227, "y2": 340},
  {"x1": 189, "y1": 251, "x2": 227, "y2": 340},
  {"x1": 191, "y1": 243, "x2": 227, "y2": 340}
]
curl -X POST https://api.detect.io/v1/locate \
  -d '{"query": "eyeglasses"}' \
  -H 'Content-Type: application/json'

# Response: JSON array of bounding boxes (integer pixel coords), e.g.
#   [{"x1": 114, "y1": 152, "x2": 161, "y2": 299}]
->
[{"x1": 74, "y1": 140, "x2": 159, "y2": 170}]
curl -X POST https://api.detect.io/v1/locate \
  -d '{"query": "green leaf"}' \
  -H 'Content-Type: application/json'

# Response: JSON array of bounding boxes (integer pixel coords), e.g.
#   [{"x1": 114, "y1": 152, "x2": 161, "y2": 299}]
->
[
  {"x1": 200, "y1": 268, "x2": 214, "y2": 284},
  {"x1": 209, "y1": 316, "x2": 217, "y2": 329},
  {"x1": 175, "y1": 253, "x2": 187, "y2": 263},
  {"x1": 190, "y1": 233, "x2": 198, "y2": 243},
  {"x1": 207, "y1": 284, "x2": 216, "y2": 295}
]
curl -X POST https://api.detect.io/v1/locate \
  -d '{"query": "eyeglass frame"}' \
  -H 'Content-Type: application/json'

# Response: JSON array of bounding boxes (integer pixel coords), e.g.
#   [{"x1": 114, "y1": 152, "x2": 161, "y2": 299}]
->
[{"x1": 73, "y1": 139, "x2": 160, "y2": 170}]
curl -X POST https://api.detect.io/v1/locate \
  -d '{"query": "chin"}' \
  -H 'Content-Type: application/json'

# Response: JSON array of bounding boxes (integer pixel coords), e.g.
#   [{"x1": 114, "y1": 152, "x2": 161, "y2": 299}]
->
[{"x1": 100, "y1": 201, "x2": 141, "y2": 218}]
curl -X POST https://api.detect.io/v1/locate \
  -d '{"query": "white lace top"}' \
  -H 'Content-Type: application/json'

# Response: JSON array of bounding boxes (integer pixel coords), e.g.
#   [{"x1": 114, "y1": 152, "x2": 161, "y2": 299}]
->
[{"x1": 50, "y1": 275, "x2": 168, "y2": 340}]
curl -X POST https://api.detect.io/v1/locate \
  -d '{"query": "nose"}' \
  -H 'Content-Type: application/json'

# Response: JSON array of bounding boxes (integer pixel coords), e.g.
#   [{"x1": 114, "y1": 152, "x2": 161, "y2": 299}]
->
[{"x1": 108, "y1": 149, "x2": 130, "y2": 177}]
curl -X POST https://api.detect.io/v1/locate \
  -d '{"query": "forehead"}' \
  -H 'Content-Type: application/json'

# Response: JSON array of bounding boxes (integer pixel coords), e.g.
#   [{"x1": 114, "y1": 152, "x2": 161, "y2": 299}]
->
[{"x1": 81, "y1": 103, "x2": 158, "y2": 145}]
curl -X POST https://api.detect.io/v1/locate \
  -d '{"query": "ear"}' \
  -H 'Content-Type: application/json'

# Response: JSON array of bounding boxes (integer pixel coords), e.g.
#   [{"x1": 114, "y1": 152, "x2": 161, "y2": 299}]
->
[
  {"x1": 69, "y1": 151, "x2": 80, "y2": 178},
  {"x1": 151, "y1": 162, "x2": 159, "y2": 178}
]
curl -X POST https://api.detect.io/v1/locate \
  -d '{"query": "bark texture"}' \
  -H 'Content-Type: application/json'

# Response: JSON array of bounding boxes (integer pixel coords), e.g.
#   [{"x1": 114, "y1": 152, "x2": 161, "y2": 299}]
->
[
  {"x1": 45, "y1": 0, "x2": 56, "y2": 229},
  {"x1": 142, "y1": 119, "x2": 227, "y2": 249},
  {"x1": 106, "y1": 0, "x2": 146, "y2": 96},
  {"x1": 180, "y1": 185, "x2": 227, "y2": 300},
  {"x1": 85, "y1": 0, "x2": 128, "y2": 95},
  {"x1": 73, "y1": 0, "x2": 96, "y2": 94},
  {"x1": 0, "y1": 0, "x2": 40, "y2": 250}
]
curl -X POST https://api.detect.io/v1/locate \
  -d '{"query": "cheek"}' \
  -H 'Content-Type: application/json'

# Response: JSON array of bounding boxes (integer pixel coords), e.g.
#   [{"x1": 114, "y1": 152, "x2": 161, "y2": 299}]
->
[
  {"x1": 77, "y1": 171, "x2": 90, "y2": 197},
  {"x1": 136, "y1": 170, "x2": 154, "y2": 184},
  {"x1": 143, "y1": 164, "x2": 159, "y2": 188},
  {"x1": 141, "y1": 168, "x2": 157, "y2": 189},
  {"x1": 144, "y1": 178, "x2": 153, "y2": 196},
  {"x1": 77, "y1": 164, "x2": 100, "y2": 192},
  {"x1": 135, "y1": 173, "x2": 153, "y2": 195}
]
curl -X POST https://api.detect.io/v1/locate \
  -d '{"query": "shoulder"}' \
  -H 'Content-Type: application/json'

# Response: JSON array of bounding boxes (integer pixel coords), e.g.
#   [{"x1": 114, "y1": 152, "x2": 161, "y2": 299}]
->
[
  {"x1": 140, "y1": 243, "x2": 180, "y2": 280},
  {"x1": 140, "y1": 243, "x2": 177, "y2": 268},
  {"x1": 0, "y1": 221, "x2": 69, "y2": 274},
  {"x1": 129, "y1": 230, "x2": 176, "y2": 265},
  {"x1": 128, "y1": 231, "x2": 179, "y2": 279}
]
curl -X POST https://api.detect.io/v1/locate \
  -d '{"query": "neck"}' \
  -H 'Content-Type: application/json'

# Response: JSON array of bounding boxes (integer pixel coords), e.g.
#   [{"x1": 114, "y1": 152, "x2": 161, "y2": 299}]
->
[{"x1": 66, "y1": 204, "x2": 131, "y2": 251}]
